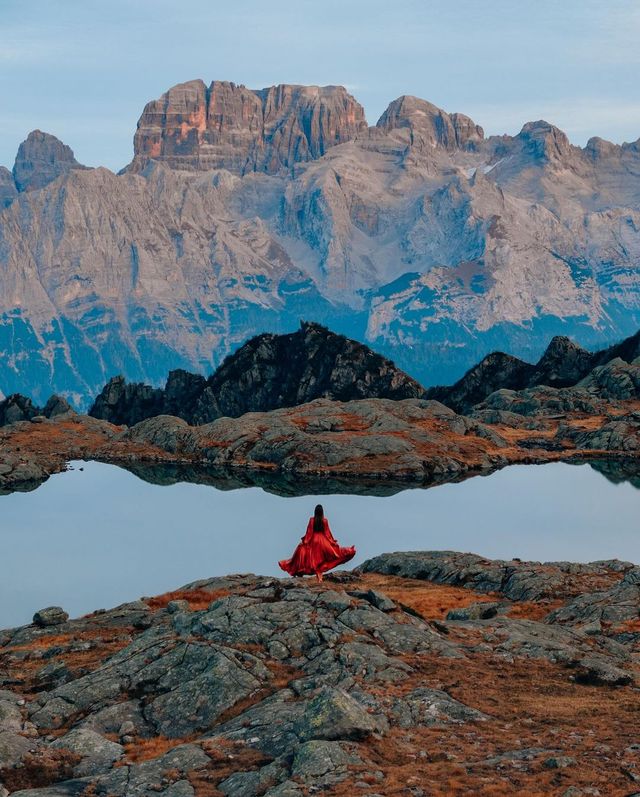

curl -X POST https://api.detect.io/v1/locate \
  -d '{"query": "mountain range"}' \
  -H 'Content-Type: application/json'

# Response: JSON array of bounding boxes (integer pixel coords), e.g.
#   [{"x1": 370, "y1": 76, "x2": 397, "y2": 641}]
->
[{"x1": 1, "y1": 78, "x2": 640, "y2": 405}]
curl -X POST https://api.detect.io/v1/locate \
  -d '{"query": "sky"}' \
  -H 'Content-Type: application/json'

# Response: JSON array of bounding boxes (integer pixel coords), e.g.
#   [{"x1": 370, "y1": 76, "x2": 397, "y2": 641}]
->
[{"x1": 1, "y1": 0, "x2": 639, "y2": 172}]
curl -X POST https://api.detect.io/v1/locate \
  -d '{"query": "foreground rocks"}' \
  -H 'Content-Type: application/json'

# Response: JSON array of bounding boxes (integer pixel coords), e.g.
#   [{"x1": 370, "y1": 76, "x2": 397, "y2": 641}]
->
[{"x1": 1, "y1": 552, "x2": 639, "y2": 795}]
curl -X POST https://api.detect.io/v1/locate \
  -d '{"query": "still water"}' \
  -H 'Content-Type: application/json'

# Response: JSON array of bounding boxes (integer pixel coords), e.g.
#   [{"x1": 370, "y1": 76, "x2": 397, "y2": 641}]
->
[{"x1": 1, "y1": 459, "x2": 639, "y2": 628}]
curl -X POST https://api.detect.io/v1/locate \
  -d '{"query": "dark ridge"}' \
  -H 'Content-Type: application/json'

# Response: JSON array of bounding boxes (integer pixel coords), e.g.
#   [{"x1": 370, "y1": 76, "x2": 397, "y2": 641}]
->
[
  {"x1": 426, "y1": 330, "x2": 639, "y2": 414},
  {"x1": 596, "y1": 329, "x2": 640, "y2": 367},
  {"x1": 0, "y1": 393, "x2": 73, "y2": 427},
  {"x1": 89, "y1": 321, "x2": 426, "y2": 426},
  {"x1": 426, "y1": 352, "x2": 534, "y2": 413}
]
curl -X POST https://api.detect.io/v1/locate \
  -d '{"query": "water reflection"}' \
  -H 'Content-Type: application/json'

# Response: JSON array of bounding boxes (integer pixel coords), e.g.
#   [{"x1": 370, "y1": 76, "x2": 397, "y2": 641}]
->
[
  {"x1": 1, "y1": 458, "x2": 639, "y2": 629},
  {"x1": 113, "y1": 458, "x2": 640, "y2": 497},
  {"x1": 118, "y1": 461, "x2": 475, "y2": 497},
  {"x1": 586, "y1": 459, "x2": 640, "y2": 489}
]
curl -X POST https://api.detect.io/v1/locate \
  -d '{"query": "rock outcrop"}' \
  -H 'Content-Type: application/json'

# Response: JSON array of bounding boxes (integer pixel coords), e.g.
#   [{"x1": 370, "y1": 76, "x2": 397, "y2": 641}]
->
[
  {"x1": 1, "y1": 553, "x2": 639, "y2": 794},
  {"x1": 376, "y1": 95, "x2": 484, "y2": 151},
  {"x1": 12, "y1": 130, "x2": 87, "y2": 192},
  {"x1": 89, "y1": 322, "x2": 426, "y2": 426},
  {"x1": 0, "y1": 166, "x2": 17, "y2": 207},
  {"x1": 428, "y1": 333, "x2": 637, "y2": 413},
  {"x1": 128, "y1": 80, "x2": 367, "y2": 175},
  {"x1": 0, "y1": 394, "x2": 73, "y2": 428}
]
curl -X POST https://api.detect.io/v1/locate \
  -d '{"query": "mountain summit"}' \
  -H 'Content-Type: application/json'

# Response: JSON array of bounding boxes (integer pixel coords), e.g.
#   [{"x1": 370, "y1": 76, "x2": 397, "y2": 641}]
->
[
  {"x1": 0, "y1": 79, "x2": 639, "y2": 404},
  {"x1": 128, "y1": 80, "x2": 367, "y2": 175}
]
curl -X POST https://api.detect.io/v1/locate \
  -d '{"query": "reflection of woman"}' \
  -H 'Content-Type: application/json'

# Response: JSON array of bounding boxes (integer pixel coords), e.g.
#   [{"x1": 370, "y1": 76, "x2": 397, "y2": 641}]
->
[{"x1": 279, "y1": 504, "x2": 356, "y2": 582}]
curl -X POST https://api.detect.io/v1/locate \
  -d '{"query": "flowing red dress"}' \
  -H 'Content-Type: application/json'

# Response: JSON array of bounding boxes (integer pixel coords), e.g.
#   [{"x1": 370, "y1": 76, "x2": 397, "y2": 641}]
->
[{"x1": 279, "y1": 517, "x2": 356, "y2": 576}]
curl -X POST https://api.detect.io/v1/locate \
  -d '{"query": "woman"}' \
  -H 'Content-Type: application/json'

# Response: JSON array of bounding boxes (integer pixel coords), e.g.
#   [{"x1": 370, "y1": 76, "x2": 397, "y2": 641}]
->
[{"x1": 279, "y1": 504, "x2": 356, "y2": 582}]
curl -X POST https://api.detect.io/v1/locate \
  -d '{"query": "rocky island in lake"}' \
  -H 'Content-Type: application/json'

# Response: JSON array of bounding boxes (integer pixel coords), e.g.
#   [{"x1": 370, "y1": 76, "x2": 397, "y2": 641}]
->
[{"x1": 0, "y1": 323, "x2": 638, "y2": 494}]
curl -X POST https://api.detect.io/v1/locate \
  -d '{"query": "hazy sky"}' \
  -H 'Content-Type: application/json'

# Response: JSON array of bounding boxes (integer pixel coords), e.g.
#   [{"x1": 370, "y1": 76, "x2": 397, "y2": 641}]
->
[{"x1": 1, "y1": 0, "x2": 639, "y2": 171}]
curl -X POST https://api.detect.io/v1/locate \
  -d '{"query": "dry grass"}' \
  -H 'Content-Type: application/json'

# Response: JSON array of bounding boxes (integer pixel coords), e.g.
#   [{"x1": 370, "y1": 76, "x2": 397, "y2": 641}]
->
[
  {"x1": 349, "y1": 573, "x2": 501, "y2": 620},
  {"x1": 504, "y1": 600, "x2": 565, "y2": 621},
  {"x1": 146, "y1": 588, "x2": 230, "y2": 611},
  {"x1": 325, "y1": 644, "x2": 640, "y2": 796},
  {"x1": 0, "y1": 627, "x2": 133, "y2": 694},
  {"x1": 121, "y1": 734, "x2": 200, "y2": 764},
  {"x1": 187, "y1": 739, "x2": 272, "y2": 797},
  {"x1": 0, "y1": 749, "x2": 81, "y2": 792}
]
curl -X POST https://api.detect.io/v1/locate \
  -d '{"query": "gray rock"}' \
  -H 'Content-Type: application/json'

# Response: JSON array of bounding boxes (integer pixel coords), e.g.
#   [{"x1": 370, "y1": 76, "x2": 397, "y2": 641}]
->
[
  {"x1": 33, "y1": 607, "x2": 69, "y2": 627},
  {"x1": 0, "y1": 698, "x2": 23, "y2": 733},
  {"x1": 290, "y1": 740, "x2": 363, "y2": 788},
  {"x1": 446, "y1": 601, "x2": 500, "y2": 621},
  {"x1": 543, "y1": 755, "x2": 576, "y2": 769},
  {"x1": 167, "y1": 600, "x2": 190, "y2": 614},
  {"x1": 0, "y1": 730, "x2": 34, "y2": 767},
  {"x1": 218, "y1": 758, "x2": 289, "y2": 797},
  {"x1": 51, "y1": 728, "x2": 123, "y2": 765},
  {"x1": 390, "y1": 688, "x2": 489, "y2": 727},
  {"x1": 43, "y1": 395, "x2": 74, "y2": 418},
  {"x1": 10, "y1": 778, "x2": 95, "y2": 797},
  {"x1": 348, "y1": 589, "x2": 396, "y2": 612},
  {"x1": 96, "y1": 744, "x2": 208, "y2": 797},
  {"x1": 573, "y1": 655, "x2": 634, "y2": 687},
  {"x1": 296, "y1": 687, "x2": 379, "y2": 742}
]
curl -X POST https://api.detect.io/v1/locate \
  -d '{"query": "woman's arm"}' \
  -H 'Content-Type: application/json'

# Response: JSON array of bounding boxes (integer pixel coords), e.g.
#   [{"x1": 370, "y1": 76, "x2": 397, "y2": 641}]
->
[
  {"x1": 324, "y1": 518, "x2": 338, "y2": 544},
  {"x1": 301, "y1": 518, "x2": 314, "y2": 542}
]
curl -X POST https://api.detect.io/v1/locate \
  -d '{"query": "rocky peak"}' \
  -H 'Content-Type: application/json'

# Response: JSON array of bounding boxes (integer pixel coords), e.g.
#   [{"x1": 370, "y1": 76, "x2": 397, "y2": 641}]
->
[
  {"x1": 0, "y1": 165, "x2": 17, "y2": 207},
  {"x1": 426, "y1": 352, "x2": 534, "y2": 413},
  {"x1": 531, "y1": 336, "x2": 594, "y2": 387},
  {"x1": 12, "y1": 130, "x2": 87, "y2": 192},
  {"x1": 376, "y1": 96, "x2": 484, "y2": 151},
  {"x1": 516, "y1": 120, "x2": 573, "y2": 163},
  {"x1": 129, "y1": 79, "x2": 367, "y2": 175},
  {"x1": 584, "y1": 136, "x2": 619, "y2": 161},
  {"x1": 90, "y1": 322, "x2": 426, "y2": 426}
]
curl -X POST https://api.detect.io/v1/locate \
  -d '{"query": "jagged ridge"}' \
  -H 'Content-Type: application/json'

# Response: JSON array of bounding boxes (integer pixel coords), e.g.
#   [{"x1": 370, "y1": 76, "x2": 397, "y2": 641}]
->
[{"x1": 88, "y1": 321, "x2": 425, "y2": 426}]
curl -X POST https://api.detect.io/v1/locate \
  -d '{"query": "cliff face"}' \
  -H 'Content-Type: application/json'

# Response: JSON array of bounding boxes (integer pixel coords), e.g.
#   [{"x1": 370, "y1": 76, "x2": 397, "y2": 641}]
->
[
  {"x1": 1, "y1": 78, "x2": 640, "y2": 404},
  {"x1": 128, "y1": 80, "x2": 367, "y2": 175}
]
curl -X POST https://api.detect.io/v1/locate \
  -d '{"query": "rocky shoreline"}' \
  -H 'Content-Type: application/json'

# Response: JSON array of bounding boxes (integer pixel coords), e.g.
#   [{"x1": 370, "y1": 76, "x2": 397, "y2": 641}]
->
[
  {"x1": 1, "y1": 393, "x2": 639, "y2": 495},
  {"x1": 1, "y1": 550, "x2": 640, "y2": 795}
]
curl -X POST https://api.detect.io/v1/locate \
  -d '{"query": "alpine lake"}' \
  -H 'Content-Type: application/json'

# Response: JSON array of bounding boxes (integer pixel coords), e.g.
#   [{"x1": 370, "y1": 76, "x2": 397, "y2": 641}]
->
[{"x1": 1, "y1": 458, "x2": 639, "y2": 628}]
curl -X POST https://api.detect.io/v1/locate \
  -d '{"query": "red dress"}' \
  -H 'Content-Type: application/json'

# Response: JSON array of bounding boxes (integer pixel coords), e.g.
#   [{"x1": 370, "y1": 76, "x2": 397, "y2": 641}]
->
[{"x1": 279, "y1": 517, "x2": 356, "y2": 576}]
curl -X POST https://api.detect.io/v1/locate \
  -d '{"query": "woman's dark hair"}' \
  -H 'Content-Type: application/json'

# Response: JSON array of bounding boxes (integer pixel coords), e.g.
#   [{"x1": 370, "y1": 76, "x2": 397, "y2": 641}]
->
[{"x1": 313, "y1": 504, "x2": 324, "y2": 532}]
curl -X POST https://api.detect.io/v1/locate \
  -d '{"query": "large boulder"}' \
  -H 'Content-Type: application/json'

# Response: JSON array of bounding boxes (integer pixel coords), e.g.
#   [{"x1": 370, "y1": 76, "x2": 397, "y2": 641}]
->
[
  {"x1": 33, "y1": 607, "x2": 69, "y2": 628},
  {"x1": 0, "y1": 394, "x2": 40, "y2": 426},
  {"x1": 296, "y1": 688, "x2": 379, "y2": 742}
]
